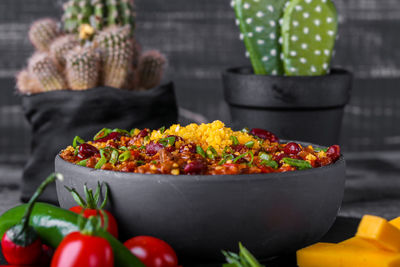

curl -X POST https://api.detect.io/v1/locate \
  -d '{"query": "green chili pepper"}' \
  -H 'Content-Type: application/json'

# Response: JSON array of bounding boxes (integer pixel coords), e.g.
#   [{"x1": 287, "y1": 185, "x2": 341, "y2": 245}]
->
[
  {"x1": 72, "y1": 136, "x2": 85, "y2": 148},
  {"x1": 261, "y1": 160, "x2": 278, "y2": 169},
  {"x1": 206, "y1": 146, "x2": 218, "y2": 160},
  {"x1": 77, "y1": 159, "x2": 89, "y2": 167},
  {"x1": 119, "y1": 146, "x2": 128, "y2": 151},
  {"x1": 0, "y1": 203, "x2": 145, "y2": 267},
  {"x1": 233, "y1": 151, "x2": 254, "y2": 166},
  {"x1": 259, "y1": 152, "x2": 271, "y2": 161},
  {"x1": 314, "y1": 146, "x2": 328, "y2": 152},
  {"x1": 159, "y1": 136, "x2": 176, "y2": 147},
  {"x1": 218, "y1": 154, "x2": 234, "y2": 165},
  {"x1": 245, "y1": 141, "x2": 255, "y2": 148},
  {"x1": 112, "y1": 128, "x2": 130, "y2": 135},
  {"x1": 95, "y1": 156, "x2": 107, "y2": 169},
  {"x1": 109, "y1": 150, "x2": 119, "y2": 165},
  {"x1": 230, "y1": 136, "x2": 239, "y2": 146},
  {"x1": 93, "y1": 128, "x2": 112, "y2": 141},
  {"x1": 282, "y1": 158, "x2": 312, "y2": 170},
  {"x1": 136, "y1": 160, "x2": 145, "y2": 166},
  {"x1": 196, "y1": 145, "x2": 206, "y2": 158},
  {"x1": 241, "y1": 127, "x2": 250, "y2": 133},
  {"x1": 159, "y1": 126, "x2": 166, "y2": 134},
  {"x1": 118, "y1": 151, "x2": 131, "y2": 162},
  {"x1": 129, "y1": 145, "x2": 137, "y2": 150}
]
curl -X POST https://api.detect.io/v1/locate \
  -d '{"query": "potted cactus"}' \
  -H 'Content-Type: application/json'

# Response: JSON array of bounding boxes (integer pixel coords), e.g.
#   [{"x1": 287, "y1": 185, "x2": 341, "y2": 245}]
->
[
  {"x1": 17, "y1": 1, "x2": 178, "y2": 203},
  {"x1": 223, "y1": 0, "x2": 352, "y2": 145}
]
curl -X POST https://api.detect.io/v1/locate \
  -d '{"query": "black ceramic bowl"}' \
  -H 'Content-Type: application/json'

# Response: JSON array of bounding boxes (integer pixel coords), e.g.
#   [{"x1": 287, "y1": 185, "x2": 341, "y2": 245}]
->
[{"x1": 55, "y1": 145, "x2": 345, "y2": 262}]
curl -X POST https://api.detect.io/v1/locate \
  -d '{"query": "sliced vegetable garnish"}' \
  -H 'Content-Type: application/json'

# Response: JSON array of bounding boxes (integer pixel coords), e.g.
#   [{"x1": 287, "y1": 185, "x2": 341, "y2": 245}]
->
[
  {"x1": 282, "y1": 158, "x2": 312, "y2": 170},
  {"x1": 219, "y1": 154, "x2": 234, "y2": 165},
  {"x1": 94, "y1": 128, "x2": 112, "y2": 141},
  {"x1": 159, "y1": 126, "x2": 166, "y2": 134},
  {"x1": 196, "y1": 145, "x2": 206, "y2": 158},
  {"x1": 78, "y1": 159, "x2": 89, "y2": 167},
  {"x1": 118, "y1": 151, "x2": 131, "y2": 162},
  {"x1": 73, "y1": 136, "x2": 85, "y2": 148},
  {"x1": 222, "y1": 242, "x2": 264, "y2": 267},
  {"x1": 119, "y1": 146, "x2": 128, "y2": 151},
  {"x1": 230, "y1": 136, "x2": 239, "y2": 146},
  {"x1": 314, "y1": 146, "x2": 328, "y2": 152},
  {"x1": 206, "y1": 146, "x2": 218, "y2": 160},
  {"x1": 261, "y1": 160, "x2": 278, "y2": 169},
  {"x1": 245, "y1": 140, "x2": 255, "y2": 148},
  {"x1": 144, "y1": 136, "x2": 150, "y2": 143},
  {"x1": 159, "y1": 136, "x2": 176, "y2": 147},
  {"x1": 259, "y1": 152, "x2": 271, "y2": 161},
  {"x1": 130, "y1": 128, "x2": 139, "y2": 136},
  {"x1": 233, "y1": 151, "x2": 254, "y2": 166},
  {"x1": 112, "y1": 128, "x2": 130, "y2": 135},
  {"x1": 109, "y1": 150, "x2": 119, "y2": 165},
  {"x1": 95, "y1": 156, "x2": 107, "y2": 169}
]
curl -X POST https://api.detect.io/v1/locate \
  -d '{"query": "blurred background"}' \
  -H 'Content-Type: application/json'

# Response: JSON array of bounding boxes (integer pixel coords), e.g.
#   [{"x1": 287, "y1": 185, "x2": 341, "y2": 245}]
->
[{"x1": 1, "y1": 0, "x2": 400, "y2": 216}]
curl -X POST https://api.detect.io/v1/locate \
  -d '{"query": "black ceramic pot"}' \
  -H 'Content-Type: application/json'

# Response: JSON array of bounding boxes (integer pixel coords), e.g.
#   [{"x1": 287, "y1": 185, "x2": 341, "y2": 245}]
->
[
  {"x1": 222, "y1": 67, "x2": 352, "y2": 146},
  {"x1": 55, "y1": 144, "x2": 345, "y2": 262},
  {"x1": 22, "y1": 83, "x2": 177, "y2": 203}
]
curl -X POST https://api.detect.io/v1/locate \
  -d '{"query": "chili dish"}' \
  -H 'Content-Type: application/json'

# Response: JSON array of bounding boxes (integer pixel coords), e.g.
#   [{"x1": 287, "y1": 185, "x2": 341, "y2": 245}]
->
[{"x1": 60, "y1": 120, "x2": 341, "y2": 175}]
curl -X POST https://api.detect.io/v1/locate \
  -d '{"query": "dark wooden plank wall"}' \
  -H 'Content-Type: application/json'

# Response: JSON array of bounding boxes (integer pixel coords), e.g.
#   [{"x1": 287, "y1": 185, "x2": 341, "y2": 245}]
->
[{"x1": 0, "y1": 0, "x2": 399, "y2": 160}]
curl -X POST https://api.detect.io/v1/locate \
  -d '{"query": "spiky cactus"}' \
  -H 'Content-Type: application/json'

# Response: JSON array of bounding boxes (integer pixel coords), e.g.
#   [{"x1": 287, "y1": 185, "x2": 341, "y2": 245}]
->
[
  {"x1": 95, "y1": 26, "x2": 134, "y2": 88},
  {"x1": 62, "y1": 0, "x2": 135, "y2": 34},
  {"x1": 136, "y1": 50, "x2": 166, "y2": 90},
  {"x1": 50, "y1": 34, "x2": 79, "y2": 68},
  {"x1": 66, "y1": 47, "x2": 101, "y2": 90},
  {"x1": 16, "y1": 69, "x2": 44, "y2": 94},
  {"x1": 28, "y1": 53, "x2": 67, "y2": 91},
  {"x1": 233, "y1": 0, "x2": 338, "y2": 76},
  {"x1": 29, "y1": 18, "x2": 61, "y2": 52}
]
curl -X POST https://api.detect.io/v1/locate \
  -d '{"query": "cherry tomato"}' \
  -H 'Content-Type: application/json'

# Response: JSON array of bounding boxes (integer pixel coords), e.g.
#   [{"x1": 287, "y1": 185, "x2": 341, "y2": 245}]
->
[
  {"x1": 1, "y1": 233, "x2": 42, "y2": 265},
  {"x1": 124, "y1": 236, "x2": 179, "y2": 267},
  {"x1": 69, "y1": 206, "x2": 118, "y2": 238},
  {"x1": 51, "y1": 232, "x2": 113, "y2": 267}
]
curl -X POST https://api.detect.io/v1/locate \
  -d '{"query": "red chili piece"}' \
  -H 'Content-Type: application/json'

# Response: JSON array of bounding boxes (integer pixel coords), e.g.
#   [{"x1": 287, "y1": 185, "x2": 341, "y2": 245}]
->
[
  {"x1": 250, "y1": 128, "x2": 279, "y2": 142},
  {"x1": 327, "y1": 145, "x2": 340, "y2": 161},
  {"x1": 284, "y1": 142, "x2": 301, "y2": 155},
  {"x1": 124, "y1": 236, "x2": 179, "y2": 267},
  {"x1": 78, "y1": 143, "x2": 99, "y2": 159},
  {"x1": 95, "y1": 132, "x2": 121, "y2": 143}
]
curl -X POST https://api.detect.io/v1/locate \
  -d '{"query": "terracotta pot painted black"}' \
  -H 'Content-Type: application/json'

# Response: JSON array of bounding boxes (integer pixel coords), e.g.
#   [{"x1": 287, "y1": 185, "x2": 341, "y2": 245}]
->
[
  {"x1": 222, "y1": 67, "x2": 352, "y2": 146},
  {"x1": 55, "y1": 143, "x2": 345, "y2": 263},
  {"x1": 22, "y1": 83, "x2": 177, "y2": 203}
]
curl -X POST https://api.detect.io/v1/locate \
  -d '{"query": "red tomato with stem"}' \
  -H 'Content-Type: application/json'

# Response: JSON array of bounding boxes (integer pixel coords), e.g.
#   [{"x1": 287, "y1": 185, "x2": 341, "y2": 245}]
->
[
  {"x1": 124, "y1": 236, "x2": 179, "y2": 267},
  {"x1": 51, "y1": 231, "x2": 113, "y2": 267}
]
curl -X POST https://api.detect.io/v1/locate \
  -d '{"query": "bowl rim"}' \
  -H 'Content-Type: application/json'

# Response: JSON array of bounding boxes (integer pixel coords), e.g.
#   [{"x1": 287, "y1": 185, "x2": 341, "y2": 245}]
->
[{"x1": 55, "y1": 139, "x2": 345, "y2": 183}]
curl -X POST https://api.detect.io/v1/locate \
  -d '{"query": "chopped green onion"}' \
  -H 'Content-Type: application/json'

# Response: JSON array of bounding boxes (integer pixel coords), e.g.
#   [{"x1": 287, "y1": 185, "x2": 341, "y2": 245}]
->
[
  {"x1": 159, "y1": 136, "x2": 176, "y2": 147},
  {"x1": 241, "y1": 127, "x2": 250, "y2": 133},
  {"x1": 77, "y1": 159, "x2": 88, "y2": 167},
  {"x1": 72, "y1": 136, "x2": 85, "y2": 148},
  {"x1": 218, "y1": 154, "x2": 234, "y2": 165},
  {"x1": 109, "y1": 150, "x2": 119, "y2": 165},
  {"x1": 112, "y1": 128, "x2": 130, "y2": 135},
  {"x1": 136, "y1": 160, "x2": 145, "y2": 166},
  {"x1": 245, "y1": 141, "x2": 255, "y2": 148},
  {"x1": 259, "y1": 152, "x2": 271, "y2": 161},
  {"x1": 206, "y1": 146, "x2": 218, "y2": 160},
  {"x1": 159, "y1": 126, "x2": 166, "y2": 134},
  {"x1": 261, "y1": 160, "x2": 278, "y2": 169},
  {"x1": 119, "y1": 146, "x2": 128, "y2": 151},
  {"x1": 95, "y1": 156, "x2": 107, "y2": 169},
  {"x1": 282, "y1": 158, "x2": 312, "y2": 170},
  {"x1": 196, "y1": 145, "x2": 206, "y2": 158},
  {"x1": 233, "y1": 151, "x2": 253, "y2": 166},
  {"x1": 314, "y1": 146, "x2": 328, "y2": 152},
  {"x1": 118, "y1": 151, "x2": 131, "y2": 162},
  {"x1": 230, "y1": 136, "x2": 239, "y2": 146},
  {"x1": 99, "y1": 148, "x2": 110, "y2": 160},
  {"x1": 129, "y1": 145, "x2": 137, "y2": 150},
  {"x1": 94, "y1": 128, "x2": 112, "y2": 141}
]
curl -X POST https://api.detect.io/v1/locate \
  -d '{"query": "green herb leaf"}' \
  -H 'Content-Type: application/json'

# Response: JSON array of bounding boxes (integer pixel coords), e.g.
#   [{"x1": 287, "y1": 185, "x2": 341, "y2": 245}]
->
[{"x1": 159, "y1": 136, "x2": 176, "y2": 147}]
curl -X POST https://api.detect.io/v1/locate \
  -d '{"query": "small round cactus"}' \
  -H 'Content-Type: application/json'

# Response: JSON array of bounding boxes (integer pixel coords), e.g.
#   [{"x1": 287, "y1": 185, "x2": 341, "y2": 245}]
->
[
  {"x1": 29, "y1": 18, "x2": 62, "y2": 52},
  {"x1": 136, "y1": 50, "x2": 167, "y2": 90},
  {"x1": 28, "y1": 53, "x2": 68, "y2": 91},
  {"x1": 49, "y1": 34, "x2": 79, "y2": 68},
  {"x1": 16, "y1": 69, "x2": 44, "y2": 94},
  {"x1": 66, "y1": 47, "x2": 101, "y2": 90}
]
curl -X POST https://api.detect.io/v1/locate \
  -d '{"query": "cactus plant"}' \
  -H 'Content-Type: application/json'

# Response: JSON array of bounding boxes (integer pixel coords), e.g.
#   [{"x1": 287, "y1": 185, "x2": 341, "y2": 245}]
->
[
  {"x1": 28, "y1": 53, "x2": 68, "y2": 91},
  {"x1": 66, "y1": 47, "x2": 101, "y2": 90},
  {"x1": 232, "y1": 0, "x2": 338, "y2": 76},
  {"x1": 282, "y1": 0, "x2": 338, "y2": 76},
  {"x1": 16, "y1": 70, "x2": 44, "y2": 94},
  {"x1": 136, "y1": 50, "x2": 166, "y2": 90},
  {"x1": 50, "y1": 34, "x2": 80, "y2": 67},
  {"x1": 233, "y1": 0, "x2": 289, "y2": 75},
  {"x1": 29, "y1": 18, "x2": 62, "y2": 52},
  {"x1": 95, "y1": 26, "x2": 134, "y2": 88},
  {"x1": 62, "y1": 0, "x2": 135, "y2": 34}
]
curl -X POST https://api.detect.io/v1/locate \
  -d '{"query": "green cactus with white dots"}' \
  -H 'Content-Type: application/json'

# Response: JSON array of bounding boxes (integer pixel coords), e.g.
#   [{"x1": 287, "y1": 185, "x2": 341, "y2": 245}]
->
[{"x1": 232, "y1": 0, "x2": 338, "y2": 76}]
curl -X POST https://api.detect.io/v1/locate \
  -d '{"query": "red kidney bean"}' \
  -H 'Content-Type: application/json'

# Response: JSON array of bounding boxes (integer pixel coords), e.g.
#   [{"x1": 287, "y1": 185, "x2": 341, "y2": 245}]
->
[
  {"x1": 327, "y1": 145, "x2": 340, "y2": 161},
  {"x1": 146, "y1": 141, "x2": 164, "y2": 156},
  {"x1": 284, "y1": 142, "x2": 301, "y2": 155},
  {"x1": 184, "y1": 160, "x2": 207, "y2": 175},
  {"x1": 78, "y1": 144, "x2": 99, "y2": 159},
  {"x1": 94, "y1": 132, "x2": 121, "y2": 143},
  {"x1": 250, "y1": 128, "x2": 279, "y2": 142}
]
